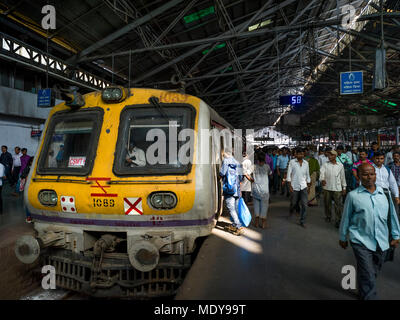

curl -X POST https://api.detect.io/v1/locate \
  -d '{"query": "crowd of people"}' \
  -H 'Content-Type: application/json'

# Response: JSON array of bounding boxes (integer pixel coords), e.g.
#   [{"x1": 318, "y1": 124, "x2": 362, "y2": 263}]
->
[
  {"x1": 0, "y1": 145, "x2": 33, "y2": 219},
  {"x1": 219, "y1": 142, "x2": 400, "y2": 300}
]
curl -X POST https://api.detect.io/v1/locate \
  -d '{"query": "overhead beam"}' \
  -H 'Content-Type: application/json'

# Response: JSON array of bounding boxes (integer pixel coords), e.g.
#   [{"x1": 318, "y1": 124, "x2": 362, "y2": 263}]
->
[{"x1": 70, "y1": 0, "x2": 185, "y2": 63}]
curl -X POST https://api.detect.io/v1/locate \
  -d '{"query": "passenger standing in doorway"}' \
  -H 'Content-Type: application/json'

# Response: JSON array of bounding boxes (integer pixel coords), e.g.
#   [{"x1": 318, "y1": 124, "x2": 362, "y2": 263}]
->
[
  {"x1": 320, "y1": 150, "x2": 346, "y2": 228},
  {"x1": 286, "y1": 148, "x2": 311, "y2": 228},
  {"x1": 11, "y1": 147, "x2": 22, "y2": 187},
  {"x1": 248, "y1": 152, "x2": 272, "y2": 229},
  {"x1": 219, "y1": 149, "x2": 244, "y2": 236},
  {"x1": 241, "y1": 152, "x2": 252, "y2": 205},
  {"x1": 339, "y1": 163, "x2": 400, "y2": 300},
  {"x1": 0, "y1": 146, "x2": 13, "y2": 185}
]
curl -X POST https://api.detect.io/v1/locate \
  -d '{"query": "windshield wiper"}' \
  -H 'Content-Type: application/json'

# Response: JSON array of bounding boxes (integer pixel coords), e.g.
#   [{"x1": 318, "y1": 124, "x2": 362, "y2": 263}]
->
[{"x1": 149, "y1": 96, "x2": 170, "y2": 122}]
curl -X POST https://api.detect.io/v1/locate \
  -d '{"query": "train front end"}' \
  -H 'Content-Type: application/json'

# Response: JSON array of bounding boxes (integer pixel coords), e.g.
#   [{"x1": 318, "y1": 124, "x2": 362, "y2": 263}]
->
[{"x1": 15, "y1": 88, "x2": 216, "y2": 298}]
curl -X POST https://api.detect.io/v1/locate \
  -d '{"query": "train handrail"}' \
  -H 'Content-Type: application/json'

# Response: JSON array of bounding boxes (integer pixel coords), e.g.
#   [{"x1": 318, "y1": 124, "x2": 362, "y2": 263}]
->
[
  {"x1": 107, "y1": 180, "x2": 192, "y2": 185},
  {"x1": 32, "y1": 178, "x2": 93, "y2": 184}
]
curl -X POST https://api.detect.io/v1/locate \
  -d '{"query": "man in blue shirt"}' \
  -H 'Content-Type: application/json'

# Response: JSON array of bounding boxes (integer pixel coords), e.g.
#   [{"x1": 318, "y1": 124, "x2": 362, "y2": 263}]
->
[
  {"x1": 277, "y1": 148, "x2": 290, "y2": 197},
  {"x1": 219, "y1": 149, "x2": 244, "y2": 236},
  {"x1": 339, "y1": 163, "x2": 400, "y2": 300}
]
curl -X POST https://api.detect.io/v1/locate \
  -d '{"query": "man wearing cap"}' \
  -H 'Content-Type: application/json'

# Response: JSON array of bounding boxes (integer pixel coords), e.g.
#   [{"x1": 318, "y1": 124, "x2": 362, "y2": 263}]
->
[{"x1": 319, "y1": 150, "x2": 347, "y2": 228}]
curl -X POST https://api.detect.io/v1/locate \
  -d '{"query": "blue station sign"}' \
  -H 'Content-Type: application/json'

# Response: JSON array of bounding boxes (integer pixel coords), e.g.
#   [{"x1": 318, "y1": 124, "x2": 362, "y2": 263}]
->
[
  {"x1": 340, "y1": 71, "x2": 363, "y2": 95},
  {"x1": 37, "y1": 88, "x2": 54, "y2": 107}
]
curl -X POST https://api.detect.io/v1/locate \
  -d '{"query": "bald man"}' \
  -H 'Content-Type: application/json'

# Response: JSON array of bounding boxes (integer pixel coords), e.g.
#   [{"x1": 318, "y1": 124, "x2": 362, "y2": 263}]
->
[{"x1": 339, "y1": 163, "x2": 400, "y2": 300}]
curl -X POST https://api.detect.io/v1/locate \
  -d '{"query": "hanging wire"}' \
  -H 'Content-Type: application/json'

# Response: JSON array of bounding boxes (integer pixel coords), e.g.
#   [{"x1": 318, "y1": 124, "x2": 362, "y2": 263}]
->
[
  {"x1": 46, "y1": 0, "x2": 50, "y2": 88},
  {"x1": 112, "y1": 53, "x2": 114, "y2": 85},
  {"x1": 128, "y1": 50, "x2": 132, "y2": 90}
]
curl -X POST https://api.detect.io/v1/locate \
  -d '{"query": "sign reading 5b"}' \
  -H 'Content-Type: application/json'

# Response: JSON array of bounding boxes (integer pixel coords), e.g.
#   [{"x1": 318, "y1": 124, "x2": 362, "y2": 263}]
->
[{"x1": 280, "y1": 95, "x2": 303, "y2": 106}]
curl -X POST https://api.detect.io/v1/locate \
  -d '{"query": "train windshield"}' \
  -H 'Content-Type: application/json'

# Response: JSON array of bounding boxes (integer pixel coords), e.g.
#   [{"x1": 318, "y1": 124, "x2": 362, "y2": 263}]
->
[
  {"x1": 37, "y1": 109, "x2": 103, "y2": 175},
  {"x1": 114, "y1": 105, "x2": 196, "y2": 176}
]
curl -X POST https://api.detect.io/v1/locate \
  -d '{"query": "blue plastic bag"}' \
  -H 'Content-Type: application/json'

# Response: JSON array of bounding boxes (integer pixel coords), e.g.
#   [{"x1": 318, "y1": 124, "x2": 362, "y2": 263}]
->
[{"x1": 238, "y1": 197, "x2": 251, "y2": 227}]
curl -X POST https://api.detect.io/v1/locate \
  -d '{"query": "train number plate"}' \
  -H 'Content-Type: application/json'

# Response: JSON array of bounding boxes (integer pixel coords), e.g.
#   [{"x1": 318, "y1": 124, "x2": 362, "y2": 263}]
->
[{"x1": 92, "y1": 198, "x2": 115, "y2": 208}]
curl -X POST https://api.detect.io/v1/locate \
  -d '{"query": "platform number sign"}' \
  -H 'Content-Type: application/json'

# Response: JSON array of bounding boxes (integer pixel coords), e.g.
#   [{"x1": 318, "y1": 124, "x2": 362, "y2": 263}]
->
[
  {"x1": 280, "y1": 95, "x2": 303, "y2": 106},
  {"x1": 291, "y1": 96, "x2": 302, "y2": 105}
]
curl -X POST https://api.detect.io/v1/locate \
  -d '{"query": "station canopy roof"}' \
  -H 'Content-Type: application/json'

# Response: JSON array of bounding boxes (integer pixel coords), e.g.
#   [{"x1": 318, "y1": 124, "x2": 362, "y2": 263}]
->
[{"x1": 0, "y1": 0, "x2": 399, "y2": 132}]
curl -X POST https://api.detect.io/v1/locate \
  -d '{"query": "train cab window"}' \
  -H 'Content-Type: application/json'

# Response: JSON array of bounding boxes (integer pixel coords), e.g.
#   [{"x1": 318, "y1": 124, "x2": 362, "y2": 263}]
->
[
  {"x1": 37, "y1": 109, "x2": 103, "y2": 175},
  {"x1": 114, "y1": 105, "x2": 196, "y2": 176}
]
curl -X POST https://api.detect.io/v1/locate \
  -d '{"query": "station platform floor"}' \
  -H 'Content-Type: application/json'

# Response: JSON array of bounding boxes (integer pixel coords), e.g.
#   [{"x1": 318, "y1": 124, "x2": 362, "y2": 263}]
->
[{"x1": 176, "y1": 193, "x2": 400, "y2": 300}]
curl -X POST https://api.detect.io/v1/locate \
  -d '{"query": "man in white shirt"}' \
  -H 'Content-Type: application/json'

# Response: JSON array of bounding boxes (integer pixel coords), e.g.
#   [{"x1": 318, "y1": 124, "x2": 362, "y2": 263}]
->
[
  {"x1": 320, "y1": 150, "x2": 347, "y2": 228},
  {"x1": 385, "y1": 145, "x2": 399, "y2": 166},
  {"x1": 372, "y1": 151, "x2": 400, "y2": 205},
  {"x1": 241, "y1": 152, "x2": 252, "y2": 204},
  {"x1": 12, "y1": 146, "x2": 22, "y2": 186},
  {"x1": 126, "y1": 142, "x2": 146, "y2": 167},
  {"x1": 318, "y1": 147, "x2": 330, "y2": 168},
  {"x1": 345, "y1": 145, "x2": 353, "y2": 162},
  {"x1": 286, "y1": 147, "x2": 311, "y2": 228}
]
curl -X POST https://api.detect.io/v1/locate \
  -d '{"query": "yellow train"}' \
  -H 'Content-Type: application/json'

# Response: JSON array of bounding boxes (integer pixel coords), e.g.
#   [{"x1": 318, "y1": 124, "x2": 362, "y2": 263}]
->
[{"x1": 15, "y1": 87, "x2": 239, "y2": 298}]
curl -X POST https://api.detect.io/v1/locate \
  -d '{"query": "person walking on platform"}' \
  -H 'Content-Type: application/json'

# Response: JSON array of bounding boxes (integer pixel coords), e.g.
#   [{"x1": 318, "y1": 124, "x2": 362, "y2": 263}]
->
[
  {"x1": 318, "y1": 147, "x2": 330, "y2": 168},
  {"x1": 320, "y1": 150, "x2": 346, "y2": 228},
  {"x1": 384, "y1": 145, "x2": 398, "y2": 166},
  {"x1": 336, "y1": 145, "x2": 353, "y2": 193},
  {"x1": 339, "y1": 163, "x2": 400, "y2": 300},
  {"x1": 367, "y1": 141, "x2": 380, "y2": 160},
  {"x1": 11, "y1": 147, "x2": 22, "y2": 187},
  {"x1": 372, "y1": 151, "x2": 400, "y2": 206},
  {"x1": 271, "y1": 148, "x2": 279, "y2": 194},
  {"x1": 241, "y1": 152, "x2": 252, "y2": 205},
  {"x1": 388, "y1": 151, "x2": 400, "y2": 216},
  {"x1": 0, "y1": 161, "x2": 5, "y2": 214},
  {"x1": 0, "y1": 145, "x2": 13, "y2": 185},
  {"x1": 352, "y1": 148, "x2": 372, "y2": 187},
  {"x1": 219, "y1": 149, "x2": 244, "y2": 236},
  {"x1": 286, "y1": 148, "x2": 311, "y2": 228},
  {"x1": 277, "y1": 148, "x2": 290, "y2": 197},
  {"x1": 248, "y1": 152, "x2": 272, "y2": 229},
  {"x1": 305, "y1": 148, "x2": 320, "y2": 206}
]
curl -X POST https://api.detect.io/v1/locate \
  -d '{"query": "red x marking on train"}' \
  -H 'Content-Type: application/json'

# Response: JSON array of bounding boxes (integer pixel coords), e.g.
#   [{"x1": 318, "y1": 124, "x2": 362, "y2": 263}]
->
[
  {"x1": 86, "y1": 177, "x2": 118, "y2": 197},
  {"x1": 124, "y1": 198, "x2": 143, "y2": 215}
]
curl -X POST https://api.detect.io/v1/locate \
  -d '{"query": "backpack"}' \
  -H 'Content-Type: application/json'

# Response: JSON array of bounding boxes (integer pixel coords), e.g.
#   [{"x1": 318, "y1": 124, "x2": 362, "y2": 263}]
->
[{"x1": 223, "y1": 163, "x2": 238, "y2": 196}]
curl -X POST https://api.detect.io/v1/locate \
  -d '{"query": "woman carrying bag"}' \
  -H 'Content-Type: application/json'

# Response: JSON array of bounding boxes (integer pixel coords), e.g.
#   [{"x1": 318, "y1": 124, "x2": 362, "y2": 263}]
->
[{"x1": 248, "y1": 152, "x2": 272, "y2": 229}]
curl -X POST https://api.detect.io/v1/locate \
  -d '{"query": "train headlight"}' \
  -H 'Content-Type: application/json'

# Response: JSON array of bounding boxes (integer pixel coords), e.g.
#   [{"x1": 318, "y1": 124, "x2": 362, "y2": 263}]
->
[
  {"x1": 38, "y1": 190, "x2": 58, "y2": 206},
  {"x1": 101, "y1": 86, "x2": 128, "y2": 103},
  {"x1": 149, "y1": 192, "x2": 177, "y2": 210}
]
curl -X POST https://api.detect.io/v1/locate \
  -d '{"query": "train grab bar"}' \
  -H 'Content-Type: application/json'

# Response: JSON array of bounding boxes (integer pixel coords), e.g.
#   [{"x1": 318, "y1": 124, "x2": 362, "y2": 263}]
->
[{"x1": 107, "y1": 180, "x2": 192, "y2": 184}]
